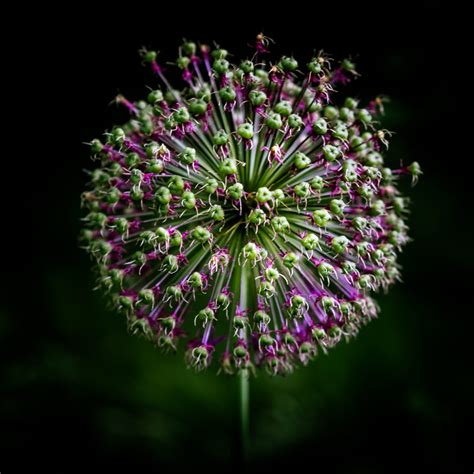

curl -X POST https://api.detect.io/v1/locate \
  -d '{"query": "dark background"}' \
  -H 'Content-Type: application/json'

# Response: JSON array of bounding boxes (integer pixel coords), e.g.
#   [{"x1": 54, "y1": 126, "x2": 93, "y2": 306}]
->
[{"x1": 4, "y1": 3, "x2": 472, "y2": 472}]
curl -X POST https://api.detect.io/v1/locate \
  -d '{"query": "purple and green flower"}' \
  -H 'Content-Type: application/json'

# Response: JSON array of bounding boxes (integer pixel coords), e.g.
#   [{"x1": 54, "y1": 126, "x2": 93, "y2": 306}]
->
[{"x1": 81, "y1": 34, "x2": 421, "y2": 376}]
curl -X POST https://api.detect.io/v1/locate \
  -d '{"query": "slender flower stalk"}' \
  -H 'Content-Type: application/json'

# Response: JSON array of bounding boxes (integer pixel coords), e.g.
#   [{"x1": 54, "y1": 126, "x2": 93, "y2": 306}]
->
[
  {"x1": 239, "y1": 368, "x2": 249, "y2": 460},
  {"x1": 81, "y1": 35, "x2": 421, "y2": 376}
]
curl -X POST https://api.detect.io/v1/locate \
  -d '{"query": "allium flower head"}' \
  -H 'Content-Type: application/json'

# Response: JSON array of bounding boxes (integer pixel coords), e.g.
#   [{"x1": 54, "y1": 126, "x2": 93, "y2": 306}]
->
[{"x1": 81, "y1": 35, "x2": 421, "y2": 375}]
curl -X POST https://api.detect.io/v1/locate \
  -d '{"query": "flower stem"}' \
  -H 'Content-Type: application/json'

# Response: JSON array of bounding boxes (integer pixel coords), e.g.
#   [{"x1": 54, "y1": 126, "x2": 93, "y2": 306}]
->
[
  {"x1": 239, "y1": 257, "x2": 250, "y2": 462},
  {"x1": 239, "y1": 368, "x2": 250, "y2": 462}
]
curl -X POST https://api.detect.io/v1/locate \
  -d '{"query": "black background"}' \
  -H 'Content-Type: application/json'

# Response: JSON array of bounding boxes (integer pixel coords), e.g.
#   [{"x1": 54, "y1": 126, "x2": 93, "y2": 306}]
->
[{"x1": 4, "y1": 2, "x2": 472, "y2": 472}]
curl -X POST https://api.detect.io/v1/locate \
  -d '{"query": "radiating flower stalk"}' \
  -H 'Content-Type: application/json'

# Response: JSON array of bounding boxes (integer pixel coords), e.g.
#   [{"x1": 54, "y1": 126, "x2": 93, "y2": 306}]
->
[{"x1": 81, "y1": 36, "x2": 421, "y2": 447}]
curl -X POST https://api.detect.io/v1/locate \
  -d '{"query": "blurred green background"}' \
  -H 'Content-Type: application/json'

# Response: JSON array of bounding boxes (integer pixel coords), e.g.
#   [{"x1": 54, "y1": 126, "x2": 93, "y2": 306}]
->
[{"x1": 4, "y1": 5, "x2": 471, "y2": 472}]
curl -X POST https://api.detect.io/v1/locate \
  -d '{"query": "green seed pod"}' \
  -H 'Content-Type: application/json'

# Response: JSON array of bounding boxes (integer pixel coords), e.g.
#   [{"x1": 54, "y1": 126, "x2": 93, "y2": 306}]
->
[
  {"x1": 237, "y1": 123, "x2": 254, "y2": 139},
  {"x1": 313, "y1": 118, "x2": 328, "y2": 135}
]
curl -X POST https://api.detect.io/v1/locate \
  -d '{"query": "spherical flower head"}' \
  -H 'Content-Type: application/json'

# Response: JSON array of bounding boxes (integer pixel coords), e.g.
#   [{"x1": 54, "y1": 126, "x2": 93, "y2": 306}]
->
[{"x1": 81, "y1": 35, "x2": 421, "y2": 376}]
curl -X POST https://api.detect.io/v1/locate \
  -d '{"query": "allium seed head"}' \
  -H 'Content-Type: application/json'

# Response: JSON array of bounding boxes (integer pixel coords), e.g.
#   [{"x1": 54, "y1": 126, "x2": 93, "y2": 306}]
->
[{"x1": 81, "y1": 35, "x2": 421, "y2": 375}]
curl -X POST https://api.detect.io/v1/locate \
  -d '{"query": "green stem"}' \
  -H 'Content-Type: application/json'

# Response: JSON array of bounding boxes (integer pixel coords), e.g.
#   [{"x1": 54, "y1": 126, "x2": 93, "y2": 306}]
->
[
  {"x1": 239, "y1": 257, "x2": 250, "y2": 462},
  {"x1": 239, "y1": 368, "x2": 250, "y2": 462}
]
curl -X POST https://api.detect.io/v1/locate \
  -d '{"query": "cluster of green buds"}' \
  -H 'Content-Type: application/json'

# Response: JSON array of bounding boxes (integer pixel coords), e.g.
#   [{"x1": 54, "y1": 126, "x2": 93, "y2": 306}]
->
[{"x1": 81, "y1": 34, "x2": 420, "y2": 375}]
